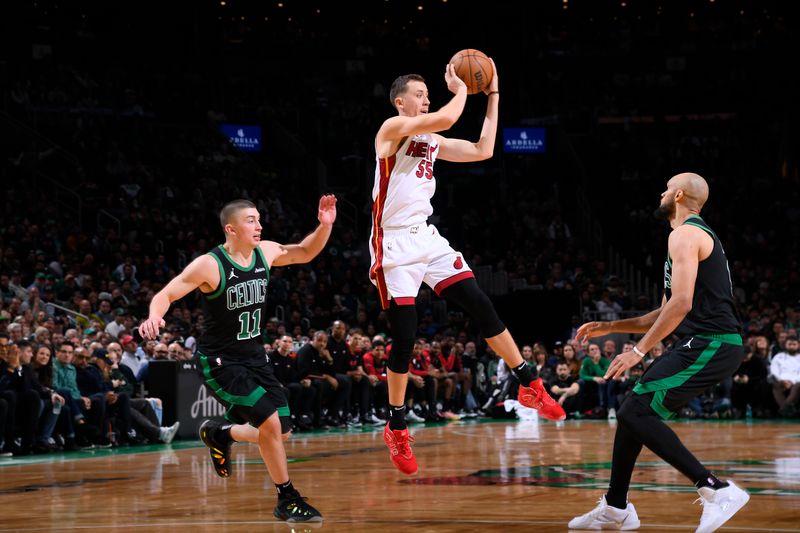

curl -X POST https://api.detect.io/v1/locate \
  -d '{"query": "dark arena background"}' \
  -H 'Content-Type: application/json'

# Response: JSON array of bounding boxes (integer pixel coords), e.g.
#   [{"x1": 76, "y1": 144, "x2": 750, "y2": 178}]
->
[{"x1": 1, "y1": 1, "x2": 798, "y2": 531}]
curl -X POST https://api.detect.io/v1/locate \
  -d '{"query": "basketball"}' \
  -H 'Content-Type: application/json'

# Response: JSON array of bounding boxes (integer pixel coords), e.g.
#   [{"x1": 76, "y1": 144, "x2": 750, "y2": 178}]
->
[{"x1": 449, "y1": 49, "x2": 494, "y2": 95}]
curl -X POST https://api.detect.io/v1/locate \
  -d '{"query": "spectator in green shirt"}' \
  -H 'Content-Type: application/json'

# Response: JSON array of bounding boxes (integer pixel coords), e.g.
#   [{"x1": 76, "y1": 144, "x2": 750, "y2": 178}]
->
[{"x1": 580, "y1": 343, "x2": 619, "y2": 418}]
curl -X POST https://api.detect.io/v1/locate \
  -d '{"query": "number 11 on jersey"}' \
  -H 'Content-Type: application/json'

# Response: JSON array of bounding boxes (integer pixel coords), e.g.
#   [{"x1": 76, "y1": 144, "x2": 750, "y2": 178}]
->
[{"x1": 237, "y1": 309, "x2": 262, "y2": 340}]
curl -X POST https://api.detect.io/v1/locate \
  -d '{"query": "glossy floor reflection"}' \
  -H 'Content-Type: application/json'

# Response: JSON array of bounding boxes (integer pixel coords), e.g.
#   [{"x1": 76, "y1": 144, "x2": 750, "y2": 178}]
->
[{"x1": 1, "y1": 419, "x2": 799, "y2": 532}]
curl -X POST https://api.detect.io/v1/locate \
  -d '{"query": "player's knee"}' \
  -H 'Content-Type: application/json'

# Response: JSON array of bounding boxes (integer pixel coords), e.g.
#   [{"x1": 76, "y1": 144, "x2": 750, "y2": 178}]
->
[
  {"x1": 258, "y1": 413, "x2": 282, "y2": 437},
  {"x1": 388, "y1": 337, "x2": 414, "y2": 374},
  {"x1": 441, "y1": 279, "x2": 505, "y2": 338}
]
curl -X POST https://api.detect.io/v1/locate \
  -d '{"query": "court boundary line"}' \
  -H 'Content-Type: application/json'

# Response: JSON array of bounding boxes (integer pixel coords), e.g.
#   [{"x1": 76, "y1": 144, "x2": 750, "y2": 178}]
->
[{"x1": 0, "y1": 518, "x2": 795, "y2": 532}]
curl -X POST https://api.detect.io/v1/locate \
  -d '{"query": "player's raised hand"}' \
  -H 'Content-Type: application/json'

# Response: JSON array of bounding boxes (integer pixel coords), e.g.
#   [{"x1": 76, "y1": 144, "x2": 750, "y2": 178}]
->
[
  {"x1": 139, "y1": 315, "x2": 165, "y2": 340},
  {"x1": 445, "y1": 63, "x2": 466, "y2": 95},
  {"x1": 317, "y1": 194, "x2": 337, "y2": 226},
  {"x1": 575, "y1": 321, "x2": 612, "y2": 344},
  {"x1": 483, "y1": 58, "x2": 499, "y2": 95}
]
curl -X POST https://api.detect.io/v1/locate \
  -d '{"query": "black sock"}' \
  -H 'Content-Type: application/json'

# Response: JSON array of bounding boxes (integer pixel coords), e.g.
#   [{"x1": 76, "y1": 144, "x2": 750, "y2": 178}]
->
[
  {"x1": 216, "y1": 423, "x2": 235, "y2": 444},
  {"x1": 695, "y1": 473, "x2": 729, "y2": 490},
  {"x1": 275, "y1": 480, "x2": 298, "y2": 499},
  {"x1": 511, "y1": 361, "x2": 536, "y2": 385},
  {"x1": 388, "y1": 404, "x2": 407, "y2": 430}
]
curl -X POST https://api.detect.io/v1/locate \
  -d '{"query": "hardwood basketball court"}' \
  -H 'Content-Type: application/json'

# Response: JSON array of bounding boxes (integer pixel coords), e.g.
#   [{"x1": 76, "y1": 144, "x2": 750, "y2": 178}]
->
[{"x1": 1, "y1": 419, "x2": 798, "y2": 532}]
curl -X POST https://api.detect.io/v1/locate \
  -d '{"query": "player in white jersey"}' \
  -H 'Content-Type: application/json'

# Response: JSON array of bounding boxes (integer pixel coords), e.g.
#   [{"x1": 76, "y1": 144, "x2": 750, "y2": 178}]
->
[{"x1": 373, "y1": 62, "x2": 566, "y2": 476}]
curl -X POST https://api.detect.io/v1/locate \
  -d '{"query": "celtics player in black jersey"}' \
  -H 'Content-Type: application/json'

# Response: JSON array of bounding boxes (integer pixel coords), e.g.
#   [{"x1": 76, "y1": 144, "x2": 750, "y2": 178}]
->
[
  {"x1": 570, "y1": 174, "x2": 749, "y2": 533},
  {"x1": 139, "y1": 195, "x2": 337, "y2": 524}
]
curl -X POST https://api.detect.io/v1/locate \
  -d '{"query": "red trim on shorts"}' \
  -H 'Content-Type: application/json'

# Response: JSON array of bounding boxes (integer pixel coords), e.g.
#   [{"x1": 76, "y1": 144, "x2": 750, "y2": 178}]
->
[
  {"x1": 369, "y1": 155, "x2": 396, "y2": 310},
  {"x1": 433, "y1": 271, "x2": 475, "y2": 296},
  {"x1": 393, "y1": 297, "x2": 416, "y2": 306}
]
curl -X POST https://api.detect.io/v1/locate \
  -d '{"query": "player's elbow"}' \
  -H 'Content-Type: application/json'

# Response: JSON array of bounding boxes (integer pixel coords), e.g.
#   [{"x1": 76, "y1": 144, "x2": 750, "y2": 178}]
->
[
  {"x1": 671, "y1": 296, "x2": 693, "y2": 314},
  {"x1": 432, "y1": 113, "x2": 458, "y2": 132},
  {"x1": 476, "y1": 146, "x2": 494, "y2": 160}
]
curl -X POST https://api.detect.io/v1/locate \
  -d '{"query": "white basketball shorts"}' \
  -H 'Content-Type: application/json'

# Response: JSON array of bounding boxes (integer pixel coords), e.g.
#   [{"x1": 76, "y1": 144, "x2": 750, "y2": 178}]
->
[{"x1": 369, "y1": 223, "x2": 474, "y2": 309}]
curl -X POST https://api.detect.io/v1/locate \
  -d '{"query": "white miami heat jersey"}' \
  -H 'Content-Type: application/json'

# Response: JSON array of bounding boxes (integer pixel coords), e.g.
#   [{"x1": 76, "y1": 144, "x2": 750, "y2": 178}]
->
[{"x1": 372, "y1": 133, "x2": 439, "y2": 229}]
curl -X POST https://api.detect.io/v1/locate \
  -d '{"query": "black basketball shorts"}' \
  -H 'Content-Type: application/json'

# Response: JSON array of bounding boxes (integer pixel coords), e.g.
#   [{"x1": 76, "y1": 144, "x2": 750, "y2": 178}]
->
[
  {"x1": 633, "y1": 333, "x2": 745, "y2": 420},
  {"x1": 197, "y1": 351, "x2": 291, "y2": 433}
]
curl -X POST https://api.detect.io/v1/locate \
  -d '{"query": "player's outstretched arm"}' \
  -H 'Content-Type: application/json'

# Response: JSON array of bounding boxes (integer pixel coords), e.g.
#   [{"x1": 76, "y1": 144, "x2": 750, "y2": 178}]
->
[
  {"x1": 577, "y1": 296, "x2": 666, "y2": 342},
  {"x1": 139, "y1": 255, "x2": 215, "y2": 339},
  {"x1": 377, "y1": 64, "x2": 468, "y2": 145},
  {"x1": 267, "y1": 195, "x2": 337, "y2": 267},
  {"x1": 436, "y1": 58, "x2": 500, "y2": 163}
]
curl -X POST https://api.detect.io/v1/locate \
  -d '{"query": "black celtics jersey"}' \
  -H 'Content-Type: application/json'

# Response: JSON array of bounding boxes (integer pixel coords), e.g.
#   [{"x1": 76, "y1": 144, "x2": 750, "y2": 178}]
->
[
  {"x1": 198, "y1": 245, "x2": 270, "y2": 358},
  {"x1": 663, "y1": 215, "x2": 741, "y2": 337}
]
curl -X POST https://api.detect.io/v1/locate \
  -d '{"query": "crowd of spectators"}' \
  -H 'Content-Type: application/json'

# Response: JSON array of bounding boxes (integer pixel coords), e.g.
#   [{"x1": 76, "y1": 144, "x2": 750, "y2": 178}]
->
[{"x1": 1, "y1": 1, "x2": 797, "y2": 455}]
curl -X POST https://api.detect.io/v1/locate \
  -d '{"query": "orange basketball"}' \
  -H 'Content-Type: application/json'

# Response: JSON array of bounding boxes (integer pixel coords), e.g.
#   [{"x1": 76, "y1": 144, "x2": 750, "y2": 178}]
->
[{"x1": 449, "y1": 49, "x2": 494, "y2": 95}]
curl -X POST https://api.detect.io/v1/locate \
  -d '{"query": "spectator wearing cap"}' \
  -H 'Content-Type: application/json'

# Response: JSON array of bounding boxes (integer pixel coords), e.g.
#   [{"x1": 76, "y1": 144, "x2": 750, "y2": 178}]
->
[
  {"x1": 120, "y1": 335, "x2": 149, "y2": 382},
  {"x1": 55, "y1": 274, "x2": 78, "y2": 302},
  {"x1": 105, "y1": 308, "x2": 127, "y2": 339},
  {"x1": 26, "y1": 272, "x2": 47, "y2": 292}
]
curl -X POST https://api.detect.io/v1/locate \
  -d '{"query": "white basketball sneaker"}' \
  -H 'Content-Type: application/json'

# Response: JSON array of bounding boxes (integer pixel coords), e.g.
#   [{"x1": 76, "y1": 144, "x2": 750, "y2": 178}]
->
[
  {"x1": 695, "y1": 480, "x2": 749, "y2": 533},
  {"x1": 568, "y1": 495, "x2": 640, "y2": 530}
]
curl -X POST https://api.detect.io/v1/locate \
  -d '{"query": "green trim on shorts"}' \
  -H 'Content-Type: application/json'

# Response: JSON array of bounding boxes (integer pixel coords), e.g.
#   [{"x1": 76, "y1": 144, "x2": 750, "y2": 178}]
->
[
  {"x1": 206, "y1": 252, "x2": 227, "y2": 300},
  {"x1": 277, "y1": 406, "x2": 290, "y2": 417},
  {"x1": 649, "y1": 389, "x2": 674, "y2": 420},
  {"x1": 198, "y1": 353, "x2": 267, "y2": 407},
  {"x1": 696, "y1": 332, "x2": 742, "y2": 346},
  {"x1": 633, "y1": 340, "x2": 722, "y2": 420}
]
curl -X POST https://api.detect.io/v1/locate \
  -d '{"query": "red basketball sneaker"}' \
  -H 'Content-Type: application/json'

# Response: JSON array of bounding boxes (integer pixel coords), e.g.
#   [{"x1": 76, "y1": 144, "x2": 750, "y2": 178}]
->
[
  {"x1": 383, "y1": 424, "x2": 418, "y2": 475},
  {"x1": 518, "y1": 378, "x2": 567, "y2": 421}
]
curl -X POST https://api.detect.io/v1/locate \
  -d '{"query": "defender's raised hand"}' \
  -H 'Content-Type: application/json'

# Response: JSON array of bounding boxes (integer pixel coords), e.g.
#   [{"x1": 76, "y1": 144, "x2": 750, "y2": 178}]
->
[{"x1": 318, "y1": 194, "x2": 337, "y2": 226}]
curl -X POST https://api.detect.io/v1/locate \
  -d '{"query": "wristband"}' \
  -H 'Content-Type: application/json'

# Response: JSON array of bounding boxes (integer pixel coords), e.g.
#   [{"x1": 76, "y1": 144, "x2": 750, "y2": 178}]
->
[
  {"x1": 488, "y1": 91, "x2": 499, "y2": 96},
  {"x1": 632, "y1": 346, "x2": 646, "y2": 358}
]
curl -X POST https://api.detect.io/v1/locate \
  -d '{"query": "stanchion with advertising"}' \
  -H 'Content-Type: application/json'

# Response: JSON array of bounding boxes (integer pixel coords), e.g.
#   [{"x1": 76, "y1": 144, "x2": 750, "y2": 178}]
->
[{"x1": 146, "y1": 360, "x2": 226, "y2": 439}]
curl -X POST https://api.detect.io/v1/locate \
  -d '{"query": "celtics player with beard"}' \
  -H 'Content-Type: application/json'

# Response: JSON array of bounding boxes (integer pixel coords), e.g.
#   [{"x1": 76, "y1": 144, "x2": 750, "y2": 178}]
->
[
  {"x1": 570, "y1": 174, "x2": 749, "y2": 533},
  {"x1": 139, "y1": 195, "x2": 336, "y2": 523}
]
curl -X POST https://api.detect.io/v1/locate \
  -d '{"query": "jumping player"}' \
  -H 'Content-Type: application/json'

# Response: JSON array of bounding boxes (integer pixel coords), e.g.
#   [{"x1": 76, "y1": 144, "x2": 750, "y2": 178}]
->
[
  {"x1": 139, "y1": 196, "x2": 337, "y2": 523},
  {"x1": 570, "y1": 173, "x2": 749, "y2": 532},
  {"x1": 372, "y1": 60, "x2": 566, "y2": 476}
]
